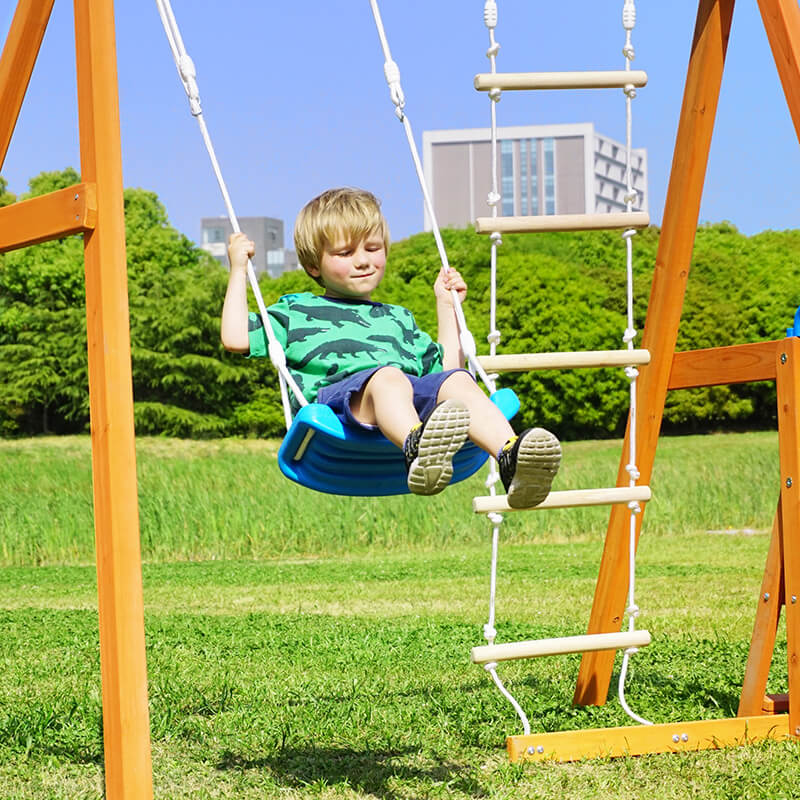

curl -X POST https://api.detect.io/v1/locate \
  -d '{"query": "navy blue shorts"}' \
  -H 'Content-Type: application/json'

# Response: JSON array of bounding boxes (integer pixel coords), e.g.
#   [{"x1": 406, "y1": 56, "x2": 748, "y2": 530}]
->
[{"x1": 316, "y1": 367, "x2": 472, "y2": 431}]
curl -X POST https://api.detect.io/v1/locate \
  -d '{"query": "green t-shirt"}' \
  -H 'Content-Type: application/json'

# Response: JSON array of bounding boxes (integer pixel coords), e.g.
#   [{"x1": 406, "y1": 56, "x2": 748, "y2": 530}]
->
[{"x1": 249, "y1": 292, "x2": 444, "y2": 406}]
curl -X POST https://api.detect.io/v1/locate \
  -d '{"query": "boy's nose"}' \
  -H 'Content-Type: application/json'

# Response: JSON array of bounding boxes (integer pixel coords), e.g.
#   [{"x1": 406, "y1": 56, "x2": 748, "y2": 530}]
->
[{"x1": 353, "y1": 249, "x2": 369, "y2": 267}]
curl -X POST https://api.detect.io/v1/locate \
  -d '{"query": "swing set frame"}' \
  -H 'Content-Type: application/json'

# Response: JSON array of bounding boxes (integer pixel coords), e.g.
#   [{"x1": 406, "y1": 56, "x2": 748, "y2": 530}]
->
[{"x1": 0, "y1": 0, "x2": 798, "y2": 793}]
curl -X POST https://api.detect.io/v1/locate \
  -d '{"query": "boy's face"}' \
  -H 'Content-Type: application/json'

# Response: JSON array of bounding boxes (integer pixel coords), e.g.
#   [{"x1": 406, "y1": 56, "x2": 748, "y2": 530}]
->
[{"x1": 310, "y1": 231, "x2": 387, "y2": 301}]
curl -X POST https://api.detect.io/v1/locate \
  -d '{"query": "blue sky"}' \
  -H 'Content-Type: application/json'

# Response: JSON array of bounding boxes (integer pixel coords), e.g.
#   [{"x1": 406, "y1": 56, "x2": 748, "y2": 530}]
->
[{"x1": 2, "y1": 1, "x2": 799, "y2": 246}]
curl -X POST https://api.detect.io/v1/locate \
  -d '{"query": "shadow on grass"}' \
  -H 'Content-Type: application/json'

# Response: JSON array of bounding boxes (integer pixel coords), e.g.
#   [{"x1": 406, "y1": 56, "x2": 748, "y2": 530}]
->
[{"x1": 217, "y1": 746, "x2": 483, "y2": 798}]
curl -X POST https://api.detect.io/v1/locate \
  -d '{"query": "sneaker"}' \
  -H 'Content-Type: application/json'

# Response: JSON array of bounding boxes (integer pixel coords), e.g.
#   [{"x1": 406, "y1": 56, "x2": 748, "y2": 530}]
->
[
  {"x1": 404, "y1": 399, "x2": 471, "y2": 496},
  {"x1": 497, "y1": 428, "x2": 561, "y2": 508}
]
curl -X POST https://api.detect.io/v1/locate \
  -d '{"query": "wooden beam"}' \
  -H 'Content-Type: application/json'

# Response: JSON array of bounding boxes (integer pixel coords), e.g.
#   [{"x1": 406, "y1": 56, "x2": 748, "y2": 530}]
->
[
  {"x1": 757, "y1": 0, "x2": 800, "y2": 142},
  {"x1": 668, "y1": 340, "x2": 780, "y2": 389},
  {"x1": 0, "y1": 183, "x2": 96, "y2": 252},
  {"x1": 74, "y1": 0, "x2": 153, "y2": 798},
  {"x1": 473, "y1": 486, "x2": 651, "y2": 514},
  {"x1": 508, "y1": 714, "x2": 792, "y2": 762},
  {"x1": 478, "y1": 349, "x2": 650, "y2": 374},
  {"x1": 474, "y1": 211, "x2": 648, "y2": 234},
  {"x1": 474, "y1": 70, "x2": 648, "y2": 91},
  {"x1": 575, "y1": 0, "x2": 736, "y2": 707},
  {"x1": 0, "y1": 0, "x2": 55, "y2": 171}
]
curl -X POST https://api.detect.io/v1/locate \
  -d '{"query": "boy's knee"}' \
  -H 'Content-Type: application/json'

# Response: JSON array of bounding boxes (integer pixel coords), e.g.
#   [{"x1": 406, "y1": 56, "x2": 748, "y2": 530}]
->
[{"x1": 369, "y1": 366, "x2": 412, "y2": 392}]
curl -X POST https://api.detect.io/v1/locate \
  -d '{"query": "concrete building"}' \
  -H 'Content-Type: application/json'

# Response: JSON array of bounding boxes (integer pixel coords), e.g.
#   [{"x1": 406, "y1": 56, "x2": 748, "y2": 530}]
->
[
  {"x1": 200, "y1": 216, "x2": 299, "y2": 278},
  {"x1": 422, "y1": 122, "x2": 647, "y2": 230}
]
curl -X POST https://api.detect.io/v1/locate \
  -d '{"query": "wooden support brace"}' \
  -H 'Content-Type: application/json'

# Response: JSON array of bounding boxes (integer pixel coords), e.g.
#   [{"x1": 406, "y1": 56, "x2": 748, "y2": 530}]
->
[
  {"x1": 668, "y1": 340, "x2": 780, "y2": 389},
  {"x1": 474, "y1": 70, "x2": 648, "y2": 91},
  {"x1": 0, "y1": 183, "x2": 97, "y2": 252},
  {"x1": 508, "y1": 714, "x2": 792, "y2": 762},
  {"x1": 473, "y1": 485, "x2": 651, "y2": 515},
  {"x1": 471, "y1": 630, "x2": 651, "y2": 664},
  {"x1": 0, "y1": 0, "x2": 55, "y2": 169},
  {"x1": 474, "y1": 212, "x2": 649, "y2": 234},
  {"x1": 477, "y1": 349, "x2": 650, "y2": 374}
]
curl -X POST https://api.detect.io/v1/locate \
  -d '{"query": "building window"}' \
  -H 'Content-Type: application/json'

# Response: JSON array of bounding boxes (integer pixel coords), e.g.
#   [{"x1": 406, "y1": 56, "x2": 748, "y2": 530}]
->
[
  {"x1": 519, "y1": 141, "x2": 528, "y2": 215},
  {"x1": 501, "y1": 140, "x2": 514, "y2": 216},
  {"x1": 203, "y1": 226, "x2": 226, "y2": 244},
  {"x1": 530, "y1": 139, "x2": 539, "y2": 215},
  {"x1": 543, "y1": 138, "x2": 555, "y2": 215}
]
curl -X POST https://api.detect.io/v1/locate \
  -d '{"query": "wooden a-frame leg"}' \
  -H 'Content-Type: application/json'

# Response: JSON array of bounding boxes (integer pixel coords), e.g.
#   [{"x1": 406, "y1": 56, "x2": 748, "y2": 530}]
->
[{"x1": 573, "y1": 0, "x2": 736, "y2": 706}]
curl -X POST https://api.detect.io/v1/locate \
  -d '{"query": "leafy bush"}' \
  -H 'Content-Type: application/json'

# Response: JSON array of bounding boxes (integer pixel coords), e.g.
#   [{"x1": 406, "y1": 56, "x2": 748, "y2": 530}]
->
[{"x1": 2, "y1": 169, "x2": 799, "y2": 439}]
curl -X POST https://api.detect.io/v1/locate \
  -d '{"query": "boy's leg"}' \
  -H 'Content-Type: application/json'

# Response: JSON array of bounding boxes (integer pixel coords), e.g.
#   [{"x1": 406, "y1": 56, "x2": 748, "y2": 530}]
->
[
  {"x1": 437, "y1": 370, "x2": 561, "y2": 508},
  {"x1": 436, "y1": 370, "x2": 514, "y2": 456},
  {"x1": 351, "y1": 367, "x2": 470, "y2": 495},
  {"x1": 350, "y1": 366, "x2": 420, "y2": 447}
]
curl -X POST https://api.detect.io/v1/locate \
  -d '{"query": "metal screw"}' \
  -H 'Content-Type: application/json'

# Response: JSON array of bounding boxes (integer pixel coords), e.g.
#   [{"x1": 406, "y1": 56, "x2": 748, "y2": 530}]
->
[
  {"x1": 764, "y1": 593, "x2": 771, "y2": 602},
  {"x1": 527, "y1": 746, "x2": 535, "y2": 755},
  {"x1": 537, "y1": 745, "x2": 544, "y2": 754},
  {"x1": 681, "y1": 733, "x2": 689, "y2": 742},
  {"x1": 781, "y1": 353, "x2": 788, "y2": 364},
  {"x1": 672, "y1": 734, "x2": 680, "y2": 743},
  {"x1": 792, "y1": 596, "x2": 797, "y2": 604},
  {"x1": 795, "y1": 726, "x2": 800, "y2": 736},
  {"x1": 787, "y1": 478, "x2": 794, "y2": 488}
]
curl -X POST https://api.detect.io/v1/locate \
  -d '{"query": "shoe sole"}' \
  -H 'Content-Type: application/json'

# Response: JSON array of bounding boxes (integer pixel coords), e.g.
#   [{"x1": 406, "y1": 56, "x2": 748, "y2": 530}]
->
[
  {"x1": 506, "y1": 428, "x2": 562, "y2": 508},
  {"x1": 407, "y1": 399, "x2": 471, "y2": 496}
]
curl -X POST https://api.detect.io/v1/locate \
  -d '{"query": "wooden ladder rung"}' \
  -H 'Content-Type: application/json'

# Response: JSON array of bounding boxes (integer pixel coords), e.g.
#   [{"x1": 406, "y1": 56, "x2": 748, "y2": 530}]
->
[
  {"x1": 474, "y1": 70, "x2": 648, "y2": 92},
  {"x1": 477, "y1": 349, "x2": 650, "y2": 373},
  {"x1": 475, "y1": 211, "x2": 649, "y2": 234},
  {"x1": 471, "y1": 630, "x2": 652, "y2": 664},
  {"x1": 473, "y1": 485, "x2": 651, "y2": 514}
]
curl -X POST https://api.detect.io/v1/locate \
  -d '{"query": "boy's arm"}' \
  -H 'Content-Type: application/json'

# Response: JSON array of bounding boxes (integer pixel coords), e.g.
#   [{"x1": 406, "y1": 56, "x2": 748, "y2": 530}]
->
[
  {"x1": 434, "y1": 268, "x2": 467, "y2": 370},
  {"x1": 220, "y1": 233, "x2": 255, "y2": 353}
]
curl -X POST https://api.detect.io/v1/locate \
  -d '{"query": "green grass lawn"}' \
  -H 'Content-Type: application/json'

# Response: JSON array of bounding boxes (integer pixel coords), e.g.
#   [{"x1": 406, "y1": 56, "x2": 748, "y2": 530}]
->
[{"x1": 0, "y1": 432, "x2": 798, "y2": 798}]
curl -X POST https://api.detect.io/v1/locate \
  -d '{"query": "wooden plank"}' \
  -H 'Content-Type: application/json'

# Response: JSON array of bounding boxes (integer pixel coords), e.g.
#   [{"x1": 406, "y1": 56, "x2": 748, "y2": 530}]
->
[
  {"x1": 0, "y1": 183, "x2": 96, "y2": 252},
  {"x1": 471, "y1": 631, "x2": 651, "y2": 664},
  {"x1": 757, "y1": 0, "x2": 800, "y2": 143},
  {"x1": 0, "y1": 0, "x2": 55, "y2": 170},
  {"x1": 474, "y1": 70, "x2": 648, "y2": 91},
  {"x1": 508, "y1": 714, "x2": 792, "y2": 762},
  {"x1": 473, "y1": 486, "x2": 651, "y2": 514},
  {"x1": 478, "y1": 349, "x2": 650, "y2": 373},
  {"x1": 776, "y1": 339, "x2": 800, "y2": 737},
  {"x1": 74, "y1": 1, "x2": 153, "y2": 798},
  {"x1": 668, "y1": 341, "x2": 780, "y2": 389},
  {"x1": 475, "y1": 211, "x2": 648, "y2": 234},
  {"x1": 738, "y1": 506, "x2": 785, "y2": 716},
  {"x1": 575, "y1": 0, "x2": 736, "y2": 707}
]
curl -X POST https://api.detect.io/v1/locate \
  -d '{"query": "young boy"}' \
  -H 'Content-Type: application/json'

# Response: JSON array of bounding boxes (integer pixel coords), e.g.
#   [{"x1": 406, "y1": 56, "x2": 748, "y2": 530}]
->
[{"x1": 221, "y1": 187, "x2": 560, "y2": 507}]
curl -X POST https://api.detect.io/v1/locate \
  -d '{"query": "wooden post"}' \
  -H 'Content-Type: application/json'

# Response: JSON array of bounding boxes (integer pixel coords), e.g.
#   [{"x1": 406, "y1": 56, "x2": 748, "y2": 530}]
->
[
  {"x1": 574, "y1": 0, "x2": 736, "y2": 706},
  {"x1": 73, "y1": 0, "x2": 153, "y2": 797},
  {"x1": 775, "y1": 339, "x2": 800, "y2": 736}
]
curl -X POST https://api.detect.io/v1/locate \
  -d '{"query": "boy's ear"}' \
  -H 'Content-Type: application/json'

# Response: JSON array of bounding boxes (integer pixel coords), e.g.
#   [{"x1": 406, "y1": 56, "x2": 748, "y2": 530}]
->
[{"x1": 306, "y1": 264, "x2": 321, "y2": 279}]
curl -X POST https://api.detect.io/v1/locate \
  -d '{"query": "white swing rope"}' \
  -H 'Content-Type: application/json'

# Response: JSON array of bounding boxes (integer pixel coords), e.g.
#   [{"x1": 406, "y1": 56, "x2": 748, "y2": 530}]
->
[
  {"x1": 367, "y1": 0, "x2": 496, "y2": 393},
  {"x1": 478, "y1": 0, "x2": 531, "y2": 735},
  {"x1": 478, "y1": 0, "x2": 651, "y2": 733},
  {"x1": 154, "y1": 0, "x2": 306, "y2": 431}
]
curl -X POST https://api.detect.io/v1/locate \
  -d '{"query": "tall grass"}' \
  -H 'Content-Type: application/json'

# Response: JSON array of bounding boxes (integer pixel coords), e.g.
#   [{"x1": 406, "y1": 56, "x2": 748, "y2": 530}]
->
[{"x1": 0, "y1": 431, "x2": 780, "y2": 566}]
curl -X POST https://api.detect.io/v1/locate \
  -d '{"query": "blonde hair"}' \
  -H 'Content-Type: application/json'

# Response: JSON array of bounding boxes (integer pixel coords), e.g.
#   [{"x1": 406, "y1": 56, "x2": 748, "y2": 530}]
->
[{"x1": 294, "y1": 188, "x2": 390, "y2": 285}]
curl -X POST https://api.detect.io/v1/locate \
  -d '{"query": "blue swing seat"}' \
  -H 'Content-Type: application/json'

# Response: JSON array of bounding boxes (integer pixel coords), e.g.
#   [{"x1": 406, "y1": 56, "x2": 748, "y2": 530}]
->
[{"x1": 277, "y1": 387, "x2": 520, "y2": 496}]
